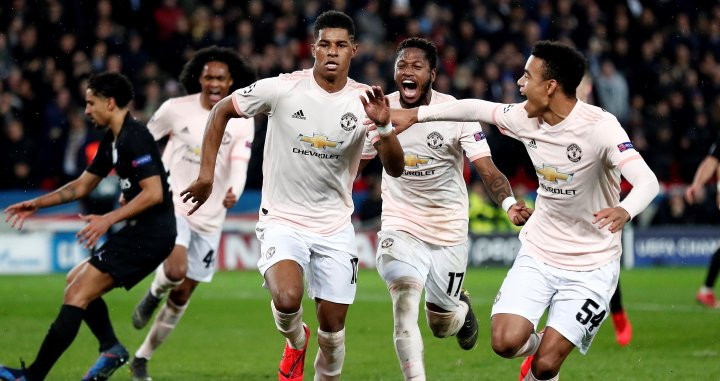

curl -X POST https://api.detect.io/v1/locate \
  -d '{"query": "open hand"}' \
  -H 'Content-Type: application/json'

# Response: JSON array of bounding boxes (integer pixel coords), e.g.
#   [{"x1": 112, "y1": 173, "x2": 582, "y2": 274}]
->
[
  {"x1": 360, "y1": 86, "x2": 390, "y2": 127},
  {"x1": 180, "y1": 178, "x2": 213, "y2": 215},
  {"x1": 592, "y1": 206, "x2": 630, "y2": 233},
  {"x1": 3, "y1": 200, "x2": 38, "y2": 230},
  {"x1": 76, "y1": 214, "x2": 112, "y2": 249}
]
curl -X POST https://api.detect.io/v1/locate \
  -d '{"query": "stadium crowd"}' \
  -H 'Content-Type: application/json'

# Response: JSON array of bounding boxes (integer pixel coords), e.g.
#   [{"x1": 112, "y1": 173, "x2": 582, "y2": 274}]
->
[{"x1": 1, "y1": 0, "x2": 719, "y2": 226}]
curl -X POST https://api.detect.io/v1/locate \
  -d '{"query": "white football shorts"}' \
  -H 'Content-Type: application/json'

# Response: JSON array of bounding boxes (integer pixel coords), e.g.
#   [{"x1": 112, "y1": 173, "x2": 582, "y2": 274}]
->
[
  {"x1": 376, "y1": 230, "x2": 469, "y2": 311},
  {"x1": 175, "y1": 214, "x2": 222, "y2": 283},
  {"x1": 491, "y1": 247, "x2": 620, "y2": 354},
  {"x1": 255, "y1": 221, "x2": 358, "y2": 304}
]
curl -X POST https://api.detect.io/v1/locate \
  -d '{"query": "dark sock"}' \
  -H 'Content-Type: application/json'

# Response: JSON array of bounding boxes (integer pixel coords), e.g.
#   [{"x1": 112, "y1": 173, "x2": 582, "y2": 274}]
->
[
  {"x1": 704, "y1": 248, "x2": 720, "y2": 288},
  {"x1": 84, "y1": 297, "x2": 119, "y2": 352},
  {"x1": 610, "y1": 281, "x2": 623, "y2": 314},
  {"x1": 25, "y1": 304, "x2": 84, "y2": 381}
]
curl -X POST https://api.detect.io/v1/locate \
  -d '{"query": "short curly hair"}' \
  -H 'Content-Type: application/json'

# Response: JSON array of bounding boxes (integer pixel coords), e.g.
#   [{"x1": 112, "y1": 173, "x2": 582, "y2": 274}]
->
[
  {"x1": 179, "y1": 46, "x2": 256, "y2": 94},
  {"x1": 396, "y1": 37, "x2": 438, "y2": 70}
]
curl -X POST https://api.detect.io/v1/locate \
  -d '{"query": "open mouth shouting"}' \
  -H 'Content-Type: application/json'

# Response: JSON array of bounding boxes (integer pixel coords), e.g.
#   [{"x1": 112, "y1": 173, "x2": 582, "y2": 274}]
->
[
  {"x1": 208, "y1": 89, "x2": 223, "y2": 103},
  {"x1": 401, "y1": 79, "x2": 420, "y2": 101}
]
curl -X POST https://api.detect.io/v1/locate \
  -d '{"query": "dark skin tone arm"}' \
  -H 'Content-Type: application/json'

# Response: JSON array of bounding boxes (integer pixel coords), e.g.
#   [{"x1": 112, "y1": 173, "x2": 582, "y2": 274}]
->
[
  {"x1": 76, "y1": 175, "x2": 165, "y2": 248},
  {"x1": 472, "y1": 156, "x2": 532, "y2": 225}
]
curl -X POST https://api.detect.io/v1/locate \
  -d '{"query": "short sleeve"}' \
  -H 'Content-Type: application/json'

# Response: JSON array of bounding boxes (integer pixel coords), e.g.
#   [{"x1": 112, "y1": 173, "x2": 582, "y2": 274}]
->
[
  {"x1": 231, "y1": 77, "x2": 279, "y2": 118},
  {"x1": 459, "y1": 122, "x2": 491, "y2": 161},
  {"x1": 124, "y1": 129, "x2": 165, "y2": 182},
  {"x1": 491, "y1": 102, "x2": 526, "y2": 140},
  {"x1": 147, "y1": 99, "x2": 173, "y2": 140},
  {"x1": 593, "y1": 117, "x2": 640, "y2": 169},
  {"x1": 86, "y1": 133, "x2": 113, "y2": 178}
]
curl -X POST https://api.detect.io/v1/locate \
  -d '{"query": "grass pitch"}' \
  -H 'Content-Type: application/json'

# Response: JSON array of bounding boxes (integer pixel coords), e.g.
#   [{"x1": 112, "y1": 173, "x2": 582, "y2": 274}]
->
[{"x1": 0, "y1": 267, "x2": 717, "y2": 380}]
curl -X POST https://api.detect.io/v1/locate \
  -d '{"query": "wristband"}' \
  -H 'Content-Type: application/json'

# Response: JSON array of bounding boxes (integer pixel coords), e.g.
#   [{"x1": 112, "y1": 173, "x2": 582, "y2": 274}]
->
[
  {"x1": 716, "y1": 182, "x2": 720, "y2": 192},
  {"x1": 501, "y1": 196, "x2": 517, "y2": 213},
  {"x1": 376, "y1": 122, "x2": 394, "y2": 137}
]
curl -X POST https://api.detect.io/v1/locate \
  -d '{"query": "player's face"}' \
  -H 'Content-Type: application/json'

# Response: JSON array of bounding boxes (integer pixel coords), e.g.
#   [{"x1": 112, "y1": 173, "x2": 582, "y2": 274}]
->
[
  {"x1": 312, "y1": 28, "x2": 357, "y2": 82},
  {"x1": 199, "y1": 61, "x2": 233, "y2": 108},
  {"x1": 517, "y1": 55, "x2": 551, "y2": 118},
  {"x1": 394, "y1": 47, "x2": 436, "y2": 108},
  {"x1": 84, "y1": 89, "x2": 112, "y2": 128}
]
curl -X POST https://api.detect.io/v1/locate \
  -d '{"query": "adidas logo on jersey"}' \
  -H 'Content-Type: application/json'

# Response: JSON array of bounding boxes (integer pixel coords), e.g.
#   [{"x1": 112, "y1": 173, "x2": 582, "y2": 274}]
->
[
  {"x1": 528, "y1": 139, "x2": 537, "y2": 149},
  {"x1": 291, "y1": 110, "x2": 306, "y2": 120}
]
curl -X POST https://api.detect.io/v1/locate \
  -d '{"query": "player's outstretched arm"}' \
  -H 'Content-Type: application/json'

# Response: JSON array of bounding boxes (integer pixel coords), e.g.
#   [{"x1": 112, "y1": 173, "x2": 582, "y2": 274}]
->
[
  {"x1": 361, "y1": 86, "x2": 404, "y2": 177},
  {"x1": 472, "y1": 156, "x2": 532, "y2": 225},
  {"x1": 77, "y1": 175, "x2": 164, "y2": 248},
  {"x1": 391, "y1": 99, "x2": 501, "y2": 135},
  {"x1": 181, "y1": 96, "x2": 242, "y2": 214},
  {"x1": 3, "y1": 171, "x2": 102, "y2": 230},
  {"x1": 685, "y1": 155, "x2": 719, "y2": 204},
  {"x1": 593, "y1": 158, "x2": 659, "y2": 233}
]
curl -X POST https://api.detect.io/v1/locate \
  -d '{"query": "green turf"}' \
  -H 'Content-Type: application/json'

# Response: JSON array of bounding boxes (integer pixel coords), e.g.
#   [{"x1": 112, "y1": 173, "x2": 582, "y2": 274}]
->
[{"x1": 0, "y1": 267, "x2": 718, "y2": 380}]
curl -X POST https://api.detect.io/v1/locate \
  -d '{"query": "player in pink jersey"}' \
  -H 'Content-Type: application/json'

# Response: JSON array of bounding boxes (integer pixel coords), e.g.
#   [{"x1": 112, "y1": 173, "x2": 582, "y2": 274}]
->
[
  {"x1": 360, "y1": 37, "x2": 531, "y2": 381},
  {"x1": 389, "y1": 41, "x2": 659, "y2": 381},
  {"x1": 181, "y1": 11, "x2": 404, "y2": 381},
  {"x1": 128, "y1": 47, "x2": 256, "y2": 381}
]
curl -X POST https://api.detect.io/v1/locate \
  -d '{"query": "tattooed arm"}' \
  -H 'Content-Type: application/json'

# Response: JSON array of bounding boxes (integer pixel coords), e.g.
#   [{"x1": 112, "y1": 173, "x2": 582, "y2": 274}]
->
[
  {"x1": 471, "y1": 156, "x2": 532, "y2": 226},
  {"x1": 4, "y1": 171, "x2": 102, "y2": 230}
]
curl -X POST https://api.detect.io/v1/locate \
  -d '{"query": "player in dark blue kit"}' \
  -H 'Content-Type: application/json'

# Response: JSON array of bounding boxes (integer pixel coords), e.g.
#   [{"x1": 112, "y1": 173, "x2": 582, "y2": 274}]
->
[{"x1": 1, "y1": 72, "x2": 175, "y2": 381}]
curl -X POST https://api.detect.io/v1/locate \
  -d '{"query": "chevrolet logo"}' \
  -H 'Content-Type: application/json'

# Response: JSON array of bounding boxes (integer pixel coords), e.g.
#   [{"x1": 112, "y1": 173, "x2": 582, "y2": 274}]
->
[
  {"x1": 298, "y1": 134, "x2": 342, "y2": 150},
  {"x1": 535, "y1": 164, "x2": 573, "y2": 183},
  {"x1": 404, "y1": 154, "x2": 431, "y2": 168}
]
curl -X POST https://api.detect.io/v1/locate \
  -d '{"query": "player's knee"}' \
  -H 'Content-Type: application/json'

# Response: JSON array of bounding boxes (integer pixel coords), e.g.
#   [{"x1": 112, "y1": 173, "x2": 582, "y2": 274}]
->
[
  {"x1": 63, "y1": 284, "x2": 93, "y2": 308},
  {"x1": 164, "y1": 264, "x2": 187, "y2": 282},
  {"x1": 490, "y1": 328, "x2": 523, "y2": 358},
  {"x1": 273, "y1": 288, "x2": 303, "y2": 313}
]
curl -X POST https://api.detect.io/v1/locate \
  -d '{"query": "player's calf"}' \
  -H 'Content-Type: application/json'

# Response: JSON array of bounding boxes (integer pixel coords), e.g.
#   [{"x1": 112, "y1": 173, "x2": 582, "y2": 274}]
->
[
  {"x1": 389, "y1": 277, "x2": 425, "y2": 380},
  {"x1": 314, "y1": 328, "x2": 345, "y2": 380},
  {"x1": 425, "y1": 302, "x2": 467, "y2": 339}
]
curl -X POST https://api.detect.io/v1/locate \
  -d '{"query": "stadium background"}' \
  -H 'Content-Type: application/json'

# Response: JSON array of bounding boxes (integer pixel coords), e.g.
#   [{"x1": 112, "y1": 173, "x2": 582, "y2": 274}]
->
[{"x1": 0, "y1": 0, "x2": 719, "y2": 380}]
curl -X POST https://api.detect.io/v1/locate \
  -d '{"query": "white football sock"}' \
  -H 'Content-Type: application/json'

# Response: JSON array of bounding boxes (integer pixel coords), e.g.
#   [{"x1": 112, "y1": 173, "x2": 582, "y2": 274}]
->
[
  {"x1": 135, "y1": 298, "x2": 188, "y2": 359},
  {"x1": 513, "y1": 332, "x2": 541, "y2": 358},
  {"x1": 271, "y1": 300, "x2": 306, "y2": 350},
  {"x1": 425, "y1": 301, "x2": 467, "y2": 338},
  {"x1": 150, "y1": 265, "x2": 184, "y2": 299},
  {"x1": 313, "y1": 328, "x2": 345, "y2": 380},
  {"x1": 389, "y1": 277, "x2": 425, "y2": 381},
  {"x1": 525, "y1": 369, "x2": 559, "y2": 381}
]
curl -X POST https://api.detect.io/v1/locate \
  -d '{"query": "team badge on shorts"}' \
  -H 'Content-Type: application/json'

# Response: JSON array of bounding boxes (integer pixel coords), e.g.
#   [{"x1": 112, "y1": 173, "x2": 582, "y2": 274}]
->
[
  {"x1": 427, "y1": 131, "x2": 444, "y2": 149},
  {"x1": 265, "y1": 247, "x2": 275, "y2": 259},
  {"x1": 566, "y1": 143, "x2": 582, "y2": 162},
  {"x1": 381, "y1": 238, "x2": 394, "y2": 248},
  {"x1": 340, "y1": 112, "x2": 357, "y2": 131}
]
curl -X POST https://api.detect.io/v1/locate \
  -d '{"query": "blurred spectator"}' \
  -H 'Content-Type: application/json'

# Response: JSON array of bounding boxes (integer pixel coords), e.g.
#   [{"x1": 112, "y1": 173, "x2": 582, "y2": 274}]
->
[
  {"x1": 0, "y1": 118, "x2": 39, "y2": 189},
  {"x1": 0, "y1": 0, "x2": 719, "y2": 222}
]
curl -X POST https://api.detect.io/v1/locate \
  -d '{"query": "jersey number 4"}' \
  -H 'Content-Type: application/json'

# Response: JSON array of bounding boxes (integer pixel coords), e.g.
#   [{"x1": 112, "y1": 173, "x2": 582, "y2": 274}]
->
[
  {"x1": 203, "y1": 250, "x2": 215, "y2": 269},
  {"x1": 575, "y1": 299, "x2": 606, "y2": 332}
]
